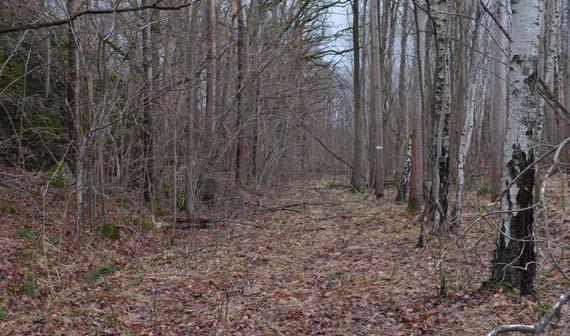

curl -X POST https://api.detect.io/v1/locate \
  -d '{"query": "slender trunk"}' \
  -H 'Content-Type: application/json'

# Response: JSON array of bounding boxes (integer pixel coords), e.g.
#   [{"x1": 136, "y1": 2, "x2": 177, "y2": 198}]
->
[
  {"x1": 66, "y1": 0, "x2": 83, "y2": 241},
  {"x1": 234, "y1": 0, "x2": 246, "y2": 187},
  {"x1": 451, "y1": 5, "x2": 482, "y2": 230},
  {"x1": 369, "y1": 0, "x2": 383, "y2": 197},
  {"x1": 395, "y1": 2, "x2": 410, "y2": 202},
  {"x1": 490, "y1": 0, "x2": 509, "y2": 199},
  {"x1": 351, "y1": 0, "x2": 364, "y2": 190},
  {"x1": 491, "y1": 0, "x2": 542, "y2": 296},
  {"x1": 409, "y1": 0, "x2": 426, "y2": 211},
  {"x1": 204, "y1": 0, "x2": 216, "y2": 156},
  {"x1": 141, "y1": 0, "x2": 153, "y2": 202},
  {"x1": 431, "y1": 0, "x2": 451, "y2": 232}
]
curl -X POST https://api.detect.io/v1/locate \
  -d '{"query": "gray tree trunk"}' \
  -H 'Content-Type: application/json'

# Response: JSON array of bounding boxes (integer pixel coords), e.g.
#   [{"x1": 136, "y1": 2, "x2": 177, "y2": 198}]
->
[{"x1": 351, "y1": 0, "x2": 364, "y2": 190}]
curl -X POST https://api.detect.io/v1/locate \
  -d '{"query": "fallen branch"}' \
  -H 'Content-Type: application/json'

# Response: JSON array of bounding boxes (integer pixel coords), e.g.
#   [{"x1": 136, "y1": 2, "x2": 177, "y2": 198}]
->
[{"x1": 486, "y1": 294, "x2": 568, "y2": 335}]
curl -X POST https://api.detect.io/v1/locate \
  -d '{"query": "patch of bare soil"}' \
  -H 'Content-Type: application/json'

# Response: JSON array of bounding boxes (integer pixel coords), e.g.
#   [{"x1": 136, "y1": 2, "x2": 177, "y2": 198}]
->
[{"x1": 1, "y1": 170, "x2": 568, "y2": 335}]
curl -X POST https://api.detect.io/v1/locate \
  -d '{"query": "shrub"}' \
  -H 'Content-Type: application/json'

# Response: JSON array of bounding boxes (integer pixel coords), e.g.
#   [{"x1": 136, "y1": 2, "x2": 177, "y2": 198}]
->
[{"x1": 406, "y1": 197, "x2": 420, "y2": 214}]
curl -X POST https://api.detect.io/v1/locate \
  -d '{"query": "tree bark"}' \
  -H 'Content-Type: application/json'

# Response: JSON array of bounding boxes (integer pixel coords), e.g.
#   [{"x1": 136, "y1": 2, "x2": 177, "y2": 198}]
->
[
  {"x1": 234, "y1": 0, "x2": 246, "y2": 187},
  {"x1": 490, "y1": 0, "x2": 509, "y2": 199},
  {"x1": 141, "y1": 0, "x2": 154, "y2": 202},
  {"x1": 431, "y1": 0, "x2": 451, "y2": 232},
  {"x1": 66, "y1": 0, "x2": 83, "y2": 241},
  {"x1": 491, "y1": 0, "x2": 542, "y2": 296},
  {"x1": 369, "y1": 0, "x2": 384, "y2": 197},
  {"x1": 408, "y1": 0, "x2": 426, "y2": 211},
  {"x1": 351, "y1": 0, "x2": 364, "y2": 190}
]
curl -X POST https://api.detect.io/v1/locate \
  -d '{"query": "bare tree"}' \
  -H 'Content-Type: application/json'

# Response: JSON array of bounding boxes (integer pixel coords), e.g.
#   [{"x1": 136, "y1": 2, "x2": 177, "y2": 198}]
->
[
  {"x1": 351, "y1": 0, "x2": 364, "y2": 190},
  {"x1": 369, "y1": 0, "x2": 384, "y2": 197}
]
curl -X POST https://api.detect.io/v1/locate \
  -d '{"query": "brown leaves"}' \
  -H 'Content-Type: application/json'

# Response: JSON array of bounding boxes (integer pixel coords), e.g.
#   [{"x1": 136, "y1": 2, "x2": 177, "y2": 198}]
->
[{"x1": 1, "y1": 174, "x2": 568, "y2": 334}]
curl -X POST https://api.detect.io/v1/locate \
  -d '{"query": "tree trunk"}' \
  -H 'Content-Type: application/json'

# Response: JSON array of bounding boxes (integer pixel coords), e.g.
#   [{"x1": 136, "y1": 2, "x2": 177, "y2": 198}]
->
[
  {"x1": 451, "y1": 5, "x2": 482, "y2": 231},
  {"x1": 408, "y1": 0, "x2": 426, "y2": 211},
  {"x1": 431, "y1": 0, "x2": 451, "y2": 232},
  {"x1": 395, "y1": 2, "x2": 410, "y2": 202},
  {"x1": 351, "y1": 0, "x2": 364, "y2": 190},
  {"x1": 204, "y1": 0, "x2": 216, "y2": 156},
  {"x1": 490, "y1": 0, "x2": 509, "y2": 199},
  {"x1": 66, "y1": 0, "x2": 83, "y2": 241},
  {"x1": 234, "y1": 0, "x2": 246, "y2": 187},
  {"x1": 369, "y1": 0, "x2": 384, "y2": 197},
  {"x1": 491, "y1": 0, "x2": 543, "y2": 296},
  {"x1": 141, "y1": 0, "x2": 153, "y2": 202}
]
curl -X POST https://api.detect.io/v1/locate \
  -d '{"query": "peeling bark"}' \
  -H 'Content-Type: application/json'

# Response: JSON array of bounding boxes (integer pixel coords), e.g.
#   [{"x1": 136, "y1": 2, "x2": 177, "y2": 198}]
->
[{"x1": 491, "y1": 0, "x2": 543, "y2": 296}]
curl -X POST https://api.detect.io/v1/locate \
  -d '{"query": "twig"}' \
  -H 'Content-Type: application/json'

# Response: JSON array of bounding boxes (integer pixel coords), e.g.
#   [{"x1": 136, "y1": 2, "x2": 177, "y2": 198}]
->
[
  {"x1": 479, "y1": 0, "x2": 513, "y2": 43},
  {"x1": 0, "y1": 0, "x2": 202, "y2": 35}
]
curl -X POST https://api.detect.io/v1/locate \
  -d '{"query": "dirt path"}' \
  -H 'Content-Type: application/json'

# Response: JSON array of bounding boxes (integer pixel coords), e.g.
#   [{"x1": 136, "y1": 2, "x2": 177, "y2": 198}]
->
[{"x1": 2, "y1": 179, "x2": 568, "y2": 335}]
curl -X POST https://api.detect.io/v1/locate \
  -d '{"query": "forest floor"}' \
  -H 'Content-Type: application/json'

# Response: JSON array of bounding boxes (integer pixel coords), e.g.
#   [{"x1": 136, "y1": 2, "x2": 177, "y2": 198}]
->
[{"x1": 0, "y1": 167, "x2": 569, "y2": 335}]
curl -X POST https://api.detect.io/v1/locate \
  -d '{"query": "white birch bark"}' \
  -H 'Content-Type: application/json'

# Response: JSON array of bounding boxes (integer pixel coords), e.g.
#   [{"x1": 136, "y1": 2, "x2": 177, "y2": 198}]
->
[{"x1": 491, "y1": 0, "x2": 543, "y2": 296}]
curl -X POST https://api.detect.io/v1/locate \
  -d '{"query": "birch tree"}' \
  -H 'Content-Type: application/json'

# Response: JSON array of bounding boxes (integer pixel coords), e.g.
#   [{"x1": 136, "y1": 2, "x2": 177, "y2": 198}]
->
[
  {"x1": 430, "y1": 0, "x2": 451, "y2": 233},
  {"x1": 490, "y1": 0, "x2": 543, "y2": 296},
  {"x1": 451, "y1": 4, "x2": 483, "y2": 231}
]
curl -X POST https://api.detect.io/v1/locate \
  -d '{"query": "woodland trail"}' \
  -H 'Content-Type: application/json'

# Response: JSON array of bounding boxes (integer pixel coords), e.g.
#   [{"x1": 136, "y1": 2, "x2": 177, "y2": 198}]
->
[{"x1": 1, "y1": 177, "x2": 569, "y2": 335}]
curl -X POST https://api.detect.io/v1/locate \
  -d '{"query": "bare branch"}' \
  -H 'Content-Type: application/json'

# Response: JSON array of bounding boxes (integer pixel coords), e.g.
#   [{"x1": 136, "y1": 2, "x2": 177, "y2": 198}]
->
[{"x1": 0, "y1": 0, "x2": 201, "y2": 35}]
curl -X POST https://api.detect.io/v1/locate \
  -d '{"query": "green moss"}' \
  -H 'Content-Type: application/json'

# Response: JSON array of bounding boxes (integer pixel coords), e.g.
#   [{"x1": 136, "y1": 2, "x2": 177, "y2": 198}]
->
[
  {"x1": 437, "y1": 280, "x2": 449, "y2": 298},
  {"x1": 114, "y1": 197, "x2": 131, "y2": 208},
  {"x1": 19, "y1": 268, "x2": 36, "y2": 297},
  {"x1": 162, "y1": 180, "x2": 170, "y2": 197},
  {"x1": 406, "y1": 197, "x2": 420, "y2": 214},
  {"x1": 88, "y1": 264, "x2": 116, "y2": 282},
  {"x1": 44, "y1": 162, "x2": 65, "y2": 188},
  {"x1": 177, "y1": 195, "x2": 187, "y2": 211},
  {"x1": 20, "y1": 281, "x2": 35, "y2": 297},
  {"x1": 141, "y1": 218, "x2": 154, "y2": 232},
  {"x1": 6, "y1": 204, "x2": 17, "y2": 214},
  {"x1": 16, "y1": 225, "x2": 36, "y2": 240},
  {"x1": 145, "y1": 200, "x2": 169, "y2": 217},
  {"x1": 530, "y1": 301, "x2": 551, "y2": 315},
  {"x1": 481, "y1": 278, "x2": 518, "y2": 294},
  {"x1": 326, "y1": 179, "x2": 338, "y2": 189},
  {"x1": 97, "y1": 223, "x2": 119, "y2": 240},
  {"x1": 22, "y1": 249, "x2": 37, "y2": 262},
  {"x1": 477, "y1": 183, "x2": 490, "y2": 196},
  {"x1": 0, "y1": 309, "x2": 4, "y2": 321}
]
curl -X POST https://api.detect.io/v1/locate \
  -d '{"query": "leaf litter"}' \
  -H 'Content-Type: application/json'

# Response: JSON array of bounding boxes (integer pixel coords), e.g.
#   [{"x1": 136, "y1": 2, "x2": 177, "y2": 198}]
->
[{"x1": 0, "y1": 169, "x2": 568, "y2": 335}]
